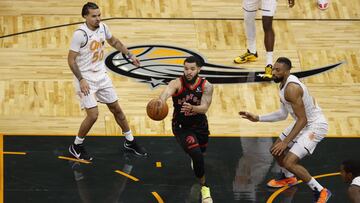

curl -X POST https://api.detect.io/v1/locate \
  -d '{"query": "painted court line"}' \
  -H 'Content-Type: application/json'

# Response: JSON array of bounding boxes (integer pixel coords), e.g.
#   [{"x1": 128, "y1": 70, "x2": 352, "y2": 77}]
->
[
  {"x1": 151, "y1": 191, "x2": 165, "y2": 203},
  {"x1": 58, "y1": 156, "x2": 91, "y2": 164},
  {"x1": 2, "y1": 151, "x2": 26, "y2": 155},
  {"x1": 114, "y1": 170, "x2": 140, "y2": 182},
  {"x1": 266, "y1": 172, "x2": 341, "y2": 203}
]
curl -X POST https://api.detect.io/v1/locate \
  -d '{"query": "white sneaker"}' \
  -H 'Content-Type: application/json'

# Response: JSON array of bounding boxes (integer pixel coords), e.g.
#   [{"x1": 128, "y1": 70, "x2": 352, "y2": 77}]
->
[{"x1": 317, "y1": 0, "x2": 329, "y2": 10}]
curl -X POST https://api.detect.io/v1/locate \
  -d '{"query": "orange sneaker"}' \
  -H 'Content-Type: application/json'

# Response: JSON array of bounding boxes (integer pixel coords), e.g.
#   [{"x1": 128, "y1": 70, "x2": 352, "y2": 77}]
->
[
  {"x1": 267, "y1": 176, "x2": 298, "y2": 188},
  {"x1": 314, "y1": 188, "x2": 332, "y2": 203}
]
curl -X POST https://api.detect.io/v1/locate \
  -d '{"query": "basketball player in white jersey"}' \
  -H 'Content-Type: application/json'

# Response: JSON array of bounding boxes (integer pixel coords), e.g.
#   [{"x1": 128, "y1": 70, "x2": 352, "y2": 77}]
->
[
  {"x1": 234, "y1": 0, "x2": 294, "y2": 79},
  {"x1": 67, "y1": 2, "x2": 147, "y2": 161},
  {"x1": 239, "y1": 57, "x2": 331, "y2": 203},
  {"x1": 341, "y1": 159, "x2": 360, "y2": 203}
]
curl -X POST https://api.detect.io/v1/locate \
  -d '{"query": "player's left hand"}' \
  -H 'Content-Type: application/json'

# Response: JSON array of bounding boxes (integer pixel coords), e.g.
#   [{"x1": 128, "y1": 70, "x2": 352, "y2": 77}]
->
[
  {"x1": 270, "y1": 141, "x2": 288, "y2": 156},
  {"x1": 181, "y1": 102, "x2": 193, "y2": 113},
  {"x1": 130, "y1": 55, "x2": 141, "y2": 67}
]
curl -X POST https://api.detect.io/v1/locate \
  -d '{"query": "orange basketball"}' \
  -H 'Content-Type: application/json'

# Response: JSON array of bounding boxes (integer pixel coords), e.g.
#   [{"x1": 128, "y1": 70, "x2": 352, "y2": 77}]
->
[{"x1": 146, "y1": 98, "x2": 169, "y2": 121}]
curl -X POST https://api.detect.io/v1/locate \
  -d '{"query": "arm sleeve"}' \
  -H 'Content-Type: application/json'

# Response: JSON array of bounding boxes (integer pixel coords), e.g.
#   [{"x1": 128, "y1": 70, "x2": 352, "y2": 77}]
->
[
  {"x1": 103, "y1": 23, "x2": 112, "y2": 39},
  {"x1": 69, "y1": 30, "x2": 86, "y2": 52},
  {"x1": 259, "y1": 102, "x2": 288, "y2": 122}
]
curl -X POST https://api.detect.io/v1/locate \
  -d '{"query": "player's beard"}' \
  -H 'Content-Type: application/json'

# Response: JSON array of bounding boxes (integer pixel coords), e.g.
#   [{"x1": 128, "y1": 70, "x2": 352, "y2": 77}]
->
[
  {"x1": 273, "y1": 75, "x2": 283, "y2": 83},
  {"x1": 184, "y1": 73, "x2": 199, "y2": 84}
]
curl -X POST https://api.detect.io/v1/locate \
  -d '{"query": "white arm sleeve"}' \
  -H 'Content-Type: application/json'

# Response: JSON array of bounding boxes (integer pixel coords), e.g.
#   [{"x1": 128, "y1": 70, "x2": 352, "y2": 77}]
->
[
  {"x1": 70, "y1": 30, "x2": 86, "y2": 52},
  {"x1": 259, "y1": 102, "x2": 288, "y2": 122}
]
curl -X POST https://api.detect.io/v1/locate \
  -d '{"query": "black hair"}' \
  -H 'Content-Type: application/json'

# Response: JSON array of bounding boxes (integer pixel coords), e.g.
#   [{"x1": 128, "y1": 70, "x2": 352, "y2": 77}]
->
[
  {"x1": 342, "y1": 159, "x2": 360, "y2": 177},
  {"x1": 82, "y1": 2, "x2": 99, "y2": 17},
  {"x1": 183, "y1": 56, "x2": 204, "y2": 67},
  {"x1": 276, "y1": 57, "x2": 292, "y2": 69}
]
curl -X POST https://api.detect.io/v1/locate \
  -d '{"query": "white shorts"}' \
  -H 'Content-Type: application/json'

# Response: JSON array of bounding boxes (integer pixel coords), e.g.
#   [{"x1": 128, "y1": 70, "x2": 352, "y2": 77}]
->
[
  {"x1": 242, "y1": 0, "x2": 277, "y2": 16},
  {"x1": 279, "y1": 122, "x2": 328, "y2": 159},
  {"x1": 74, "y1": 73, "x2": 118, "y2": 109}
]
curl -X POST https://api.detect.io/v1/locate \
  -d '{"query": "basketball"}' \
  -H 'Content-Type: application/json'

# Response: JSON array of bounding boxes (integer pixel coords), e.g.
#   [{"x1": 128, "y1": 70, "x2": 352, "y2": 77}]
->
[{"x1": 146, "y1": 98, "x2": 168, "y2": 121}]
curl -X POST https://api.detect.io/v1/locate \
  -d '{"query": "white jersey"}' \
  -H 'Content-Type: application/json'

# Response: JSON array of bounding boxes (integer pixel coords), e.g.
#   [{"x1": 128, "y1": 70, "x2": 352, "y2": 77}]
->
[
  {"x1": 279, "y1": 75, "x2": 327, "y2": 125},
  {"x1": 70, "y1": 22, "x2": 112, "y2": 80},
  {"x1": 351, "y1": 176, "x2": 360, "y2": 186}
]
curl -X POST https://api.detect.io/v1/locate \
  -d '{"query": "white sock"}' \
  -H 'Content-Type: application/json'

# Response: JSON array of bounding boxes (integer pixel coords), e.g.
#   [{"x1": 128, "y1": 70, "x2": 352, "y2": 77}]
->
[
  {"x1": 244, "y1": 11, "x2": 257, "y2": 54},
  {"x1": 266, "y1": 51, "x2": 273, "y2": 65},
  {"x1": 123, "y1": 130, "x2": 134, "y2": 141},
  {"x1": 74, "y1": 136, "x2": 84, "y2": 145},
  {"x1": 281, "y1": 167, "x2": 295, "y2": 178},
  {"x1": 306, "y1": 178, "x2": 324, "y2": 192}
]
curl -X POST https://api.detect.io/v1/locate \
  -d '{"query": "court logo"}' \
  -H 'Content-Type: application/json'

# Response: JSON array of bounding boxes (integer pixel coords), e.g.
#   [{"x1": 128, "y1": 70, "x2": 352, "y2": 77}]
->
[{"x1": 105, "y1": 45, "x2": 344, "y2": 88}]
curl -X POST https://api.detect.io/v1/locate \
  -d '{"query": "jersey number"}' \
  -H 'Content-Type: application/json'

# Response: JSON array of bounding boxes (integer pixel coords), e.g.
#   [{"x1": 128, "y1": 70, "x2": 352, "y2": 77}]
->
[{"x1": 90, "y1": 41, "x2": 104, "y2": 63}]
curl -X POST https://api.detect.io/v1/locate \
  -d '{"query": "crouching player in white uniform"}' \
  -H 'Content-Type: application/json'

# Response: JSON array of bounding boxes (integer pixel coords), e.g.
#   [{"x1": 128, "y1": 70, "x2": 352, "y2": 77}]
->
[
  {"x1": 239, "y1": 57, "x2": 331, "y2": 203},
  {"x1": 68, "y1": 2, "x2": 147, "y2": 161}
]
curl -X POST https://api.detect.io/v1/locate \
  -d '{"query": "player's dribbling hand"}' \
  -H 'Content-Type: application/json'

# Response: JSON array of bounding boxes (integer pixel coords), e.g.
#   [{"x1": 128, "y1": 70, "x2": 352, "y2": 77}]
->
[
  {"x1": 80, "y1": 79, "x2": 90, "y2": 96},
  {"x1": 130, "y1": 55, "x2": 141, "y2": 67},
  {"x1": 270, "y1": 141, "x2": 288, "y2": 156},
  {"x1": 239, "y1": 111, "x2": 259, "y2": 122},
  {"x1": 288, "y1": 0, "x2": 295, "y2": 8}
]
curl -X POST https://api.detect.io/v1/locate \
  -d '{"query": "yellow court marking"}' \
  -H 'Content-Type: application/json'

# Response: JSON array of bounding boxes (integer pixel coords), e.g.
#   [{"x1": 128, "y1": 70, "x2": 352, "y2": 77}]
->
[
  {"x1": 151, "y1": 192, "x2": 165, "y2": 203},
  {"x1": 266, "y1": 172, "x2": 341, "y2": 203},
  {"x1": 156, "y1": 161, "x2": 162, "y2": 168},
  {"x1": 114, "y1": 170, "x2": 140, "y2": 182},
  {"x1": 57, "y1": 156, "x2": 91, "y2": 164},
  {"x1": 0, "y1": 134, "x2": 3, "y2": 203},
  {"x1": 2, "y1": 152, "x2": 26, "y2": 155}
]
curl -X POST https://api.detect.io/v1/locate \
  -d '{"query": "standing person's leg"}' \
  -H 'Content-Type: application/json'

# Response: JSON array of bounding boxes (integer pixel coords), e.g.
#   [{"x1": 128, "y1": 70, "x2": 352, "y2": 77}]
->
[
  {"x1": 69, "y1": 89, "x2": 99, "y2": 161},
  {"x1": 282, "y1": 125, "x2": 331, "y2": 202},
  {"x1": 261, "y1": 0, "x2": 277, "y2": 78},
  {"x1": 234, "y1": 0, "x2": 258, "y2": 64},
  {"x1": 173, "y1": 129, "x2": 212, "y2": 202},
  {"x1": 106, "y1": 101, "x2": 148, "y2": 156},
  {"x1": 267, "y1": 138, "x2": 298, "y2": 188}
]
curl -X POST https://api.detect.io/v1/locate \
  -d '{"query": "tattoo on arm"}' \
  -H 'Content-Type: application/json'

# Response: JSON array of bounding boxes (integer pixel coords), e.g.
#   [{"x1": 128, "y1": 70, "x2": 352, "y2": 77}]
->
[
  {"x1": 68, "y1": 51, "x2": 83, "y2": 81},
  {"x1": 201, "y1": 82, "x2": 214, "y2": 109}
]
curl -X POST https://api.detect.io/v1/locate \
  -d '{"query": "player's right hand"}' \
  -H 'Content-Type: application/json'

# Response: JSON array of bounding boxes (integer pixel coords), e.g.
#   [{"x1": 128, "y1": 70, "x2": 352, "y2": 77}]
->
[
  {"x1": 288, "y1": 0, "x2": 295, "y2": 8},
  {"x1": 239, "y1": 111, "x2": 259, "y2": 122},
  {"x1": 80, "y1": 79, "x2": 90, "y2": 96}
]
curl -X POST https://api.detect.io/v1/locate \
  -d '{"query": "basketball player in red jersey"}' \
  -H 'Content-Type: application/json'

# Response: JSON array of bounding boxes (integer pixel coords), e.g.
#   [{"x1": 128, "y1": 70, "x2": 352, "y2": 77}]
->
[{"x1": 157, "y1": 56, "x2": 214, "y2": 203}]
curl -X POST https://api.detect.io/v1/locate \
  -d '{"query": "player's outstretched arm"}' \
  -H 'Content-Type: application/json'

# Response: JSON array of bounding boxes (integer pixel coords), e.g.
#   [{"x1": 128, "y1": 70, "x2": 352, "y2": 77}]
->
[
  {"x1": 106, "y1": 36, "x2": 140, "y2": 67},
  {"x1": 239, "y1": 111, "x2": 259, "y2": 122},
  {"x1": 159, "y1": 79, "x2": 180, "y2": 102}
]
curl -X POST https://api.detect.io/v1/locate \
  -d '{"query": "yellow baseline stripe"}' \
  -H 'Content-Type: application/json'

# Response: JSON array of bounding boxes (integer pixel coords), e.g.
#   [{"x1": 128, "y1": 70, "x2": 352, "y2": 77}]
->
[
  {"x1": 114, "y1": 170, "x2": 139, "y2": 182},
  {"x1": 151, "y1": 192, "x2": 164, "y2": 203},
  {"x1": 2, "y1": 152, "x2": 26, "y2": 155},
  {"x1": 57, "y1": 156, "x2": 91, "y2": 164},
  {"x1": 0, "y1": 134, "x2": 3, "y2": 203},
  {"x1": 266, "y1": 172, "x2": 340, "y2": 203}
]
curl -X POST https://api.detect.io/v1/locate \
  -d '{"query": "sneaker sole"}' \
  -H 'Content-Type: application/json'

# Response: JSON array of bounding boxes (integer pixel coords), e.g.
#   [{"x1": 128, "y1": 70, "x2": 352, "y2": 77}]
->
[
  {"x1": 233, "y1": 59, "x2": 257, "y2": 64},
  {"x1": 267, "y1": 182, "x2": 297, "y2": 188},
  {"x1": 123, "y1": 143, "x2": 148, "y2": 157}
]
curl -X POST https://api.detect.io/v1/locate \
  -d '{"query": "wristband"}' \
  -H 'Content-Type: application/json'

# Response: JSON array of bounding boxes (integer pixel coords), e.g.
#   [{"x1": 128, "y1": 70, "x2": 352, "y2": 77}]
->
[{"x1": 127, "y1": 52, "x2": 133, "y2": 58}]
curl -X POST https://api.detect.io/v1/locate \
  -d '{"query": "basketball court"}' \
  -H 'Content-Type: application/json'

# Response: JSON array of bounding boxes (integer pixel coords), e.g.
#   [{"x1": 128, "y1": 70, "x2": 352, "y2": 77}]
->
[{"x1": 1, "y1": 0, "x2": 360, "y2": 202}]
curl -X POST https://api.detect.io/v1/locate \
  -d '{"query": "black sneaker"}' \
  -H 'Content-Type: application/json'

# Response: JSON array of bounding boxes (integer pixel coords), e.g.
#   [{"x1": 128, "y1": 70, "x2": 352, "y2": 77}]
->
[
  {"x1": 69, "y1": 144, "x2": 93, "y2": 161},
  {"x1": 123, "y1": 140, "x2": 148, "y2": 157}
]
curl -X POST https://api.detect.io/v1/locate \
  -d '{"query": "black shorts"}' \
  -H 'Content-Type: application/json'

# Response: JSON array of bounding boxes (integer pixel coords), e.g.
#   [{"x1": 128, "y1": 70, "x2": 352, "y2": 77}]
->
[{"x1": 172, "y1": 121, "x2": 210, "y2": 153}]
